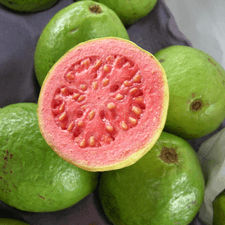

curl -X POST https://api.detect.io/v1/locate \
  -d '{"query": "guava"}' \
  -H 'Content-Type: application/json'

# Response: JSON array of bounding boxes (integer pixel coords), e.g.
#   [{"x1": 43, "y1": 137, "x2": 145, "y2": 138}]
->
[
  {"x1": 154, "y1": 45, "x2": 225, "y2": 140},
  {"x1": 37, "y1": 37, "x2": 169, "y2": 172},
  {"x1": 213, "y1": 190, "x2": 225, "y2": 225},
  {"x1": 0, "y1": 103, "x2": 99, "y2": 212},
  {"x1": 79, "y1": 0, "x2": 158, "y2": 25},
  {"x1": 34, "y1": 0, "x2": 130, "y2": 86},
  {"x1": 99, "y1": 131, "x2": 205, "y2": 225},
  {"x1": 0, "y1": 218, "x2": 29, "y2": 225},
  {"x1": 0, "y1": 0, "x2": 58, "y2": 12}
]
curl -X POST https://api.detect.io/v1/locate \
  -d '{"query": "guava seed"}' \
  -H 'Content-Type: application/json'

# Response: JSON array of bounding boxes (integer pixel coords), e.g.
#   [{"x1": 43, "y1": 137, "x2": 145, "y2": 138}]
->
[{"x1": 51, "y1": 55, "x2": 146, "y2": 148}]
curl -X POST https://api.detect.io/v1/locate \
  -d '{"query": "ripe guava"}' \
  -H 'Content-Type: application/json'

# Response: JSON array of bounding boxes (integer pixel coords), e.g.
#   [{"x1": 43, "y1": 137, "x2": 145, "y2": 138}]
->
[
  {"x1": 99, "y1": 131, "x2": 205, "y2": 225},
  {"x1": 0, "y1": 0, "x2": 58, "y2": 12},
  {"x1": 37, "y1": 37, "x2": 169, "y2": 172},
  {"x1": 213, "y1": 190, "x2": 225, "y2": 225},
  {"x1": 79, "y1": 0, "x2": 158, "y2": 25},
  {"x1": 0, "y1": 103, "x2": 99, "y2": 212},
  {"x1": 154, "y1": 45, "x2": 225, "y2": 140},
  {"x1": 0, "y1": 218, "x2": 29, "y2": 225},
  {"x1": 34, "y1": 0, "x2": 130, "y2": 86}
]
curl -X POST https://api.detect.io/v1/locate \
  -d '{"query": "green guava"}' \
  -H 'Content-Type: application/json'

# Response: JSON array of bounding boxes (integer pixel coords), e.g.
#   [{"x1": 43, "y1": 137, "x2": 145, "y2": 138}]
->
[
  {"x1": 154, "y1": 45, "x2": 225, "y2": 140},
  {"x1": 0, "y1": 103, "x2": 99, "y2": 212},
  {"x1": 79, "y1": 0, "x2": 158, "y2": 25},
  {"x1": 34, "y1": 0, "x2": 130, "y2": 86},
  {"x1": 0, "y1": 218, "x2": 29, "y2": 225},
  {"x1": 37, "y1": 37, "x2": 169, "y2": 172},
  {"x1": 0, "y1": 0, "x2": 58, "y2": 12},
  {"x1": 213, "y1": 190, "x2": 225, "y2": 225},
  {"x1": 99, "y1": 131, "x2": 205, "y2": 225}
]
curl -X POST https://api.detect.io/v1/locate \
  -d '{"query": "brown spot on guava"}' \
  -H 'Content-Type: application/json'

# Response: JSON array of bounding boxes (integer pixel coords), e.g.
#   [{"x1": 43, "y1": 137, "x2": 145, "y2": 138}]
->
[
  {"x1": 38, "y1": 195, "x2": 45, "y2": 199},
  {"x1": 89, "y1": 4, "x2": 102, "y2": 14},
  {"x1": 159, "y1": 59, "x2": 165, "y2": 63},
  {"x1": 190, "y1": 99, "x2": 203, "y2": 112},
  {"x1": 159, "y1": 147, "x2": 178, "y2": 164},
  {"x1": 191, "y1": 93, "x2": 195, "y2": 98},
  {"x1": 208, "y1": 58, "x2": 217, "y2": 66}
]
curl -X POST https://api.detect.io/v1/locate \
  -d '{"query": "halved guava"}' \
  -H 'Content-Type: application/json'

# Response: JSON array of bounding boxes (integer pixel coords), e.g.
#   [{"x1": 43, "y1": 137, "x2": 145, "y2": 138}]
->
[{"x1": 38, "y1": 37, "x2": 169, "y2": 172}]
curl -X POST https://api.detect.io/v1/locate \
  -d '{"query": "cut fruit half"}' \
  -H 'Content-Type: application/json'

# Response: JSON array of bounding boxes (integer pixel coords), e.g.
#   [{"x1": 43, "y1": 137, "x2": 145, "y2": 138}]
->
[{"x1": 37, "y1": 37, "x2": 169, "y2": 171}]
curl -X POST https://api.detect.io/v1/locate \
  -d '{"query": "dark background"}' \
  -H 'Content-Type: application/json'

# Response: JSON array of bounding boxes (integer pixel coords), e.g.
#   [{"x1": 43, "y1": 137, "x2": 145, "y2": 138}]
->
[{"x1": 0, "y1": 0, "x2": 221, "y2": 224}]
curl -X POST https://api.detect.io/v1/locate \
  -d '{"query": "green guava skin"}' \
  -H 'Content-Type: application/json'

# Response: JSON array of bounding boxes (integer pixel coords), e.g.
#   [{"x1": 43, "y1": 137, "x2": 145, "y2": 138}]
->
[
  {"x1": 34, "y1": 0, "x2": 130, "y2": 86},
  {"x1": 154, "y1": 45, "x2": 225, "y2": 140},
  {"x1": 0, "y1": 0, "x2": 58, "y2": 12},
  {"x1": 0, "y1": 218, "x2": 29, "y2": 225},
  {"x1": 79, "y1": 0, "x2": 158, "y2": 25},
  {"x1": 213, "y1": 190, "x2": 225, "y2": 225},
  {"x1": 0, "y1": 103, "x2": 99, "y2": 212},
  {"x1": 99, "y1": 132, "x2": 205, "y2": 225}
]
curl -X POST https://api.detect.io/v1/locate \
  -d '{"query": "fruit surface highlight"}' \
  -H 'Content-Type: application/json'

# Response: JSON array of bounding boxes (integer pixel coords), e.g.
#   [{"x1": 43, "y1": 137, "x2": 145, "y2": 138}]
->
[
  {"x1": 37, "y1": 37, "x2": 169, "y2": 172},
  {"x1": 99, "y1": 131, "x2": 205, "y2": 225},
  {"x1": 0, "y1": 0, "x2": 58, "y2": 12},
  {"x1": 0, "y1": 103, "x2": 99, "y2": 212},
  {"x1": 34, "y1": 0, "x2": 129, "y2": 86},
  {"x1": 79, "y1": 0, "x2": 158, "y2": 25},
  {"x1": 154, "y1": 45, "x2": 225, "y2": 140}
]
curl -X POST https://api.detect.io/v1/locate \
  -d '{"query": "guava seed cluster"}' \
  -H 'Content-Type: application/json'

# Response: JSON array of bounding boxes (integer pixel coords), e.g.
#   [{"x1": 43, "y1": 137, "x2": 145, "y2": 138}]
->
[{"x1": 51, "y1": 55, "x2": 146, "y2": 148}]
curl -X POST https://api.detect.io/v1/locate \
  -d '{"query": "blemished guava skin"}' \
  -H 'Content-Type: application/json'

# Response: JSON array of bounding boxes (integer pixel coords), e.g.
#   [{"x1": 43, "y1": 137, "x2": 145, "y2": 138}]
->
[
  {"x1": 0, "y1": 218, "x2": 29, "y2": 225},
  {"x1": 213, "y1": 190, "x2": 225, "y2": 225},
  {"x1": 99, "y1": 132, "x2": 205, "y2": 225},
  {"x1": 154, "y1": 45, "x2": 225, "y2": 140},
  {"x1": 79, "y1": 0, "x2": 158, "y2": 25},
  {"x1": 34, "y1": 0, "x2": 130, "y2": 86},
  {"x1": 0, "y1": 103, "x2": 99, "y2": 212},
  {"x1": 0, "y1": 0, "x2": 58, "y2": 12}
]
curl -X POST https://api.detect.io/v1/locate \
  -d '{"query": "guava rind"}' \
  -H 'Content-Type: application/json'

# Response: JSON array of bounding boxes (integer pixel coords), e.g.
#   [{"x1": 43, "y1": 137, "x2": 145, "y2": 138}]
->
[
  {"x1": 213, "y1": 190, "x2": 225, "y2": 225},
  {"x1": 0, "y1": 0, "x2": 58, "y2": 12},
  {"x1": 154, "y1": 45, "x2": 225, "y2": 140},
  {"x1": 79, "y1": 0, "x2": 158, "y2": 25},
  {"x1": 37, "y1": 37, "x2": 169, "y2": 172},
  {"x1": 99, "y1": 131, "x2": 205, "y2": 225},
  {"x1": 0, "y1": 218, "x2": 29, "y2": 225},
  {"x1": 34, "y1": 0, "x2": 130, "y2": 86},
  {"x1": 0, "y1": 103, "x2": 99, "y2": 212}
]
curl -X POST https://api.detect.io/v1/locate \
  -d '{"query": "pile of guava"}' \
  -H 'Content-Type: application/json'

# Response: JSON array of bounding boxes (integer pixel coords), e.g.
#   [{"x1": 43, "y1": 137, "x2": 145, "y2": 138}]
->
[{"x1": 0, "y1": 0, "x2": 225, "y2": 224}]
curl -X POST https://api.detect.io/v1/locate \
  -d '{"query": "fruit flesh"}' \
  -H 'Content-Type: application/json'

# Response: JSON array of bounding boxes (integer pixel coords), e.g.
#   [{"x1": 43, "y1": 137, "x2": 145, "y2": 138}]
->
[{"x1": 38, "y1": 37, "x2": 169, "y2": 171}]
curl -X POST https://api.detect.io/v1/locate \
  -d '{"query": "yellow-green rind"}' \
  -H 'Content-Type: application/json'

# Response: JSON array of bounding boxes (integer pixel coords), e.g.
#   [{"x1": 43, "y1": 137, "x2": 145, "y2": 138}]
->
[
  {"x1": 213, "y1": 190, "x2": 225, "y2": 225},
  {"x1": 34, "y1": 0, "x2": 130, "y2": 86},
  {"x1": 0, "y1": 103, "x2": 99, "y2": 212},
  {"x1": 37, "y1": 37, "x2": 169, "y2": 172},
  {"x1": 99, "y1": 131, "x2": 205, "y2": 225},
  {"x1": 0, "y1": 0, "x2": 58, "y2": 12},
  {"x1": 0, "y1": 218, "x2": 29, "y2": 225},
  {"x1": 155, "y1": 45, "x2": 225, "y2": 140},
  {"x1": 79, "y1": 0, "x2": 158, "y2": 25}
]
